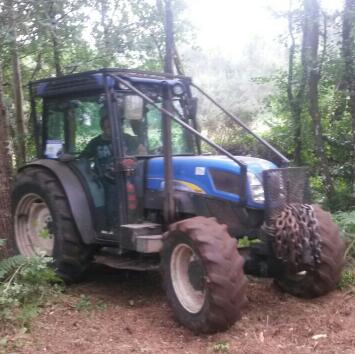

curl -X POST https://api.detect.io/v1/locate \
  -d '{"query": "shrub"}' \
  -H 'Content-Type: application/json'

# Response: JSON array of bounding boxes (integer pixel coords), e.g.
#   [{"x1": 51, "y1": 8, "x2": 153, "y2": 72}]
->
[
  {"x1": 333, "y1": 211, "x2": 355, "y2": 289},
  {"x1": 0, "y1": 240, "x2": 62, "y2": 328}
]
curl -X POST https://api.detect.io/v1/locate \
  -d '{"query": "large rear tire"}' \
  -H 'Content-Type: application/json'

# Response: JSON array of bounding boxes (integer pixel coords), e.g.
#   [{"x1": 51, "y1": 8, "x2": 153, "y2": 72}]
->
[
  {"x1": 161, "y1": 216, "x2": 247, "y2": 333},
  {"x1": 12, "y1": 167, "x2": 94, "y2": 282},
  {"x1": 274, "y1": 205, "x2": 345, "y2": 298}
]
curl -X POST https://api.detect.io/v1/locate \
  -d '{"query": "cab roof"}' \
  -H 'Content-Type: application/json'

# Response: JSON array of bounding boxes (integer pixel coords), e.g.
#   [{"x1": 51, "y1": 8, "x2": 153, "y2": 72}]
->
[{"x1": 30, "y1": 68, "x2": 191, "y2": 98}]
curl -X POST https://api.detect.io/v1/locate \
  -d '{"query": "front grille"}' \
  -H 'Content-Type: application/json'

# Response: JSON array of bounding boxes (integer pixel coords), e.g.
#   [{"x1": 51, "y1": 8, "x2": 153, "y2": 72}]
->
[
  {"x1": 263, "y1": 167, "x2": 310, "y2": 219},
  {"x1": 210, "y1": 169, "x2": 242, "y2": 196}
]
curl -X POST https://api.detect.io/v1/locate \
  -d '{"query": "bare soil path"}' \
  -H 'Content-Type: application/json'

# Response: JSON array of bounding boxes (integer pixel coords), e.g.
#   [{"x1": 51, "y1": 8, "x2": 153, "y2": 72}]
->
[{"x1": 7, "y1": 265, "x2": 355, "y2": 354}]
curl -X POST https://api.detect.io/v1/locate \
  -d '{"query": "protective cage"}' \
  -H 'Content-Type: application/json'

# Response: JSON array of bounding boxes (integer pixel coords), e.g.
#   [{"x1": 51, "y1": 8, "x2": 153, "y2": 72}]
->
[{"x1": 262, "y1": 167, "x2": 310, "y2": 219}]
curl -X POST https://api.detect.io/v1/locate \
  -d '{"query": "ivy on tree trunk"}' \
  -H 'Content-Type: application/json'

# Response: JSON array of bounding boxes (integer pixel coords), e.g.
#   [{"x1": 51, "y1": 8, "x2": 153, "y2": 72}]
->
[
  {"x1": 7, "y1": 0, "x2": 26, "y2": 167},
  {"x1": 342, "y1": 0, "x2": 355, "y2": 200},
  {"x1": 0, "y1": 62, "x2": 13, "y2": 259}
]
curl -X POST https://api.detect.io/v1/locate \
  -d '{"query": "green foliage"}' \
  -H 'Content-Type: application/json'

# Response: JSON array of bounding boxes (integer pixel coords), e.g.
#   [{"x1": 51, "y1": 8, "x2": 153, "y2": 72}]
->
[
  {"x1": 74, "y1": 295, "x2": 108, "y2": 312},
  {"x1": 333, "y1": 210, "x2": 355, "y2": 235},
  {"x1": 333, "y1": 210, "x2": 355, "y2": 289},
  {"x1": 0, "y1": 241, "x2": 62, "y2": 328},
  {"x1": 258, "y1": 2, "x2": 355, "y2": 210},
  {"x1": 333, "y1": 210, "x2": 355, "y2": 259},
  {"x1": 237, "y1": 236, "x2": 261, "y2": 248},
  {"x1": 96, "y1": 300, "x2": 107, "y2": 311},
  {"x1": 339, "y1": 269, "x2": 355, "y2": 289},
  {"x1": 0, "y1": 255, "x2": 26, "y2": 280},
  {"x1": 213, "y1": 340, "x2": 230, "y2": 353},
  {"x1": 75, "y1": 294, "x2": 93, "y2": 311}
]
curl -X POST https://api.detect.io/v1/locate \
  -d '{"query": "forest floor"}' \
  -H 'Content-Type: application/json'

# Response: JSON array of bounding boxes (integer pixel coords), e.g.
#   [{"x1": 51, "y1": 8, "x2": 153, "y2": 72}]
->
[{"x1": 1, "y1": 265, "x2": 355, "y2": 354}]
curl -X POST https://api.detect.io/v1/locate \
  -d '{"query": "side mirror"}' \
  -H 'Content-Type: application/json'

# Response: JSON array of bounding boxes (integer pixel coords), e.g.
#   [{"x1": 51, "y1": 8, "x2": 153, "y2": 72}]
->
[
  {"x1": 124, "y1": 95, "x2": 144, "y2": 120},
  {"x1": 188, "y1": 97, "x2": 198, "y2": 120}
]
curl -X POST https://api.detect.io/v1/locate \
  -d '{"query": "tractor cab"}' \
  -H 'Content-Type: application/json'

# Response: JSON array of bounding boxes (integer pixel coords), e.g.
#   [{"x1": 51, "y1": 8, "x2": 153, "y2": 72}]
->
[{"x1": 30, "y1": 69, "x2": 200, "y2": 234}]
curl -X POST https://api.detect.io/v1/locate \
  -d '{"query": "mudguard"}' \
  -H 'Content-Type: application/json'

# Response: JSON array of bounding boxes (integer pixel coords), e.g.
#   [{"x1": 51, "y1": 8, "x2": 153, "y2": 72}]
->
[{"x1": 20, "y1": 159, "x2": 97, "y2": 244}]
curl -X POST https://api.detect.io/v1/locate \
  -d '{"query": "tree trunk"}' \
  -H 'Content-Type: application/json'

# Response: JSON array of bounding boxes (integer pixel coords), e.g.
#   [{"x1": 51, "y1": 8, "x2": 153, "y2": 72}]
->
[
  {"x1": 51, "y1": 31, "x2": 63, "y2": 77},
  {"x1": 0, "y1": 63, "x2": 13, "y2": 258},
  {"x1": 287, "y1": 1, "x2": 307, "y2": 166},
  {"x1": 342, "y1": 0, "x2": 355, "y2": 199},
  {"x1": 8, "y1": 0, "x2": 26, "y2": 167},
  {"x1": 98, "y1": 0, "x2": 112, "y2": 67},
  {"x1": 173, "y1": 43, "x2": 185, "y2": 75},
  {"x1": 163, "y1": 0, "x2": 174, "y2": 74},
  {"x1": 48, "y1": 1, "x2": 63, "y2": 77},
  {"x1": 305, "y1": 0, "x2": 335, "y2": 200}
]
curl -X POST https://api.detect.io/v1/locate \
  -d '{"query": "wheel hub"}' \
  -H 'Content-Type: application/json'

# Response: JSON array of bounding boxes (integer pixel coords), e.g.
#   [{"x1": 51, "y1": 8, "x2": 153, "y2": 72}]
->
[
  {"x1": 14, "y1": 193, "x2": 55, "y2": 256},
  {"x1": 170, "y1": 243, "x2": 206, "y2": 314},
  {"x1": 188, "y1": 259, "x2": 205, "y2": 291}
]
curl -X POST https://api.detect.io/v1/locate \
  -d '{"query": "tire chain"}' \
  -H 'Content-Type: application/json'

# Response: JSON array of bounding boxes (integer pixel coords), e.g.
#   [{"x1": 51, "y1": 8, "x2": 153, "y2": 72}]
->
[{"x1": 262, "y1": 204, "x2": 322, "y2": 268}]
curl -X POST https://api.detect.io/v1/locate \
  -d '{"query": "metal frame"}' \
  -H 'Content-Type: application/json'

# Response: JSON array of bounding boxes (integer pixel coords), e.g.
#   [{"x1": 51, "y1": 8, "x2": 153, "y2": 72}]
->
[
  {"x1": 104, "y1": 74, "x2": 129, "y2": 226},
  {"x1": 109, "y1": 73, "x2": 249, "y2": 210},
  {"x1": 191, "y1": 83, "x2": 290, "y2": 166}
]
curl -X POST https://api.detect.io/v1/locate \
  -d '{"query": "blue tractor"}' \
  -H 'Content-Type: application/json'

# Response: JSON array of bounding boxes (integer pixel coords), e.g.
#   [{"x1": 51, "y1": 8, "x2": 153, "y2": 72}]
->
[{"x1": 11, "y1": 68, "x2": 345, "y2": 333}]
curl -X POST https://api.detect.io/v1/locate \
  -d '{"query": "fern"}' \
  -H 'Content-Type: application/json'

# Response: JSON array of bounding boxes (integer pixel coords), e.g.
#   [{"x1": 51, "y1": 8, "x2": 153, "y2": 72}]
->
[
  {"x1": 0, "y1": 255, "x2": 26, "y2": 281},
  {"x1": 333, "y1": 211, "x2": 355, "y2": 236},
  {"x1": 333, "y1": 211, "x2": 355, "y2": 266}
]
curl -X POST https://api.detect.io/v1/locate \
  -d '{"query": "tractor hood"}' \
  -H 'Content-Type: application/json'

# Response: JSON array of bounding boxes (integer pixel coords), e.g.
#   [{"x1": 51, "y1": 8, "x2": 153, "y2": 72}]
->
[{"x1": 146, "y1": 155, "x2": 277, "y2": 208}]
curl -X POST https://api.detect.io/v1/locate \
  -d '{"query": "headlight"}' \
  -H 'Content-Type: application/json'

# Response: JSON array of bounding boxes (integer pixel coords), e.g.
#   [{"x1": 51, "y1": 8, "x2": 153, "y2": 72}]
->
[
  {"x1": 210, "y1": 169, "x2": 242, "y2": 195},
  {"x1": 247, "y1": 172, "x2": 265, "y2": 204}
]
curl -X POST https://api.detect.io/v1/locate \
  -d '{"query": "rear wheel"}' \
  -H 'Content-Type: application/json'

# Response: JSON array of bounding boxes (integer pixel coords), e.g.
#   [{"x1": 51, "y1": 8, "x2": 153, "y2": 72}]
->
[
  {"x1": 161, "y1": 217, "x2": 247, "y2": 333},
  {"x1": 274, "y1": 205, "x2": 345, "y2": 298},
  {"x1": 12, "y1": 167, "x2": 94, "y2": 282}
]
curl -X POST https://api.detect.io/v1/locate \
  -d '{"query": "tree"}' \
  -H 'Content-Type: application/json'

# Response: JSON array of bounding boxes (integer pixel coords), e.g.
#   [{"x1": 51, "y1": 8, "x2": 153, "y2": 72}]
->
[
  {"x1": 305, "y1": 0, "x2": 335, "y2": 199},
  {"x1": 0, "y1": 62, "x2": 13, "y2": 258},
  {"x1": 5, "y1": 0, "x2": 26, "y2": 167},
  {"x1": 342, "y1": 0, "x2": 355, "y2": 199},
  {"x1": 287, "y1": 0, "x2": 307, "y2": 165}
]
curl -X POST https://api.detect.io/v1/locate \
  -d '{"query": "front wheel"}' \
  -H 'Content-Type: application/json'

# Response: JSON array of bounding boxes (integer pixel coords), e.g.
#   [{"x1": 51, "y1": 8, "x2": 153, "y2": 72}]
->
[
  {"x1": 161, "y1": 217, "x2": 247, "y2": 334},
  {"x1": 274, "y1": 205, "x2": 345, "y2": 298}
]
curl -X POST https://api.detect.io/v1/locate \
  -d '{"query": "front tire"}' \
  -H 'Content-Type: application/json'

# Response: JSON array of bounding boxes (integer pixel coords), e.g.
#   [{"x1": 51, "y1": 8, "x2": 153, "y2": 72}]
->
[
  {"x1": 161, "y1": 217, "x2": 247, "y2": 333},
  {"x1": 274, "y1": 205, "x2": 345, "y2": 298},
  {"x1": 12, "y1": 167, "x2": 94, "y2": 282}
]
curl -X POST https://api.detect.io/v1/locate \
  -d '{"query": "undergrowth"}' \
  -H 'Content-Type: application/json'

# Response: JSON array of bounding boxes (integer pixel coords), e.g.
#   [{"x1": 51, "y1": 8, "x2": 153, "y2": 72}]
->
[
  {"x1": 0, "y1": 240, "x2": 63, "y2": 330},
  {"x1": 333, "y1": 211, "x2": 355, "y2": 289}
]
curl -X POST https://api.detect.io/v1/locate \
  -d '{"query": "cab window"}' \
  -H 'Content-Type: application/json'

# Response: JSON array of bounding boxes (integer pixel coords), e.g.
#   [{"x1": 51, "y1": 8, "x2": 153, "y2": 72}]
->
[{"x1": 44, "y1": 96, "x2": 102, "y2": 156}]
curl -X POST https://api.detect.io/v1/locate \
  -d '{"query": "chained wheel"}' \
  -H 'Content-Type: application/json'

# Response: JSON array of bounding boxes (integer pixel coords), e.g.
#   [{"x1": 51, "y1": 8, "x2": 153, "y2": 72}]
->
[{"x1": 274, "y1": 205, "x2": 345, "y2": 298}]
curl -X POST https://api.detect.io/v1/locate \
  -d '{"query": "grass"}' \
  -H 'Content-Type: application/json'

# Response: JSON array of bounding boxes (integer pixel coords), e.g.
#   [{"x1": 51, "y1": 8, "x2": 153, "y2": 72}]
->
[
  {"x1": 333, "y1": 211, "x2": 355, "y2": 289},
  {"x1": 213, "y1": 340, "x2": 230, "y2": 353}
]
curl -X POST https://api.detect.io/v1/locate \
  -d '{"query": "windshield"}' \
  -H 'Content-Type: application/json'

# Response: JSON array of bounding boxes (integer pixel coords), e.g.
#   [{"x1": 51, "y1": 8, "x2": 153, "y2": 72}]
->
[
  {"x1": 120, "y1": 88, "x2": 196, "y2": 156},
  {"x1": 43, "y1": 93, "x2": 196, "y2": 158},
  {"x1": 133, "y1": 100, "x2": 196, "y2": 155}
]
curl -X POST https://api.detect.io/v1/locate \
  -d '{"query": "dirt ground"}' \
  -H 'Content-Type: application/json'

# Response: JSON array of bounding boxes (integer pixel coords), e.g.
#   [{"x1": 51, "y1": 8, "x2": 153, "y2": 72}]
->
[{"x1": 4, "y1": 265, "x2": 355, "y2": 354}]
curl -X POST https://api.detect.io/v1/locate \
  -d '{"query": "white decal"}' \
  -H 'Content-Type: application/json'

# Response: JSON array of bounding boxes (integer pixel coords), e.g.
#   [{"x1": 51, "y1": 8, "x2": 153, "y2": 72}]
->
[{"x1": 195, "y1": 167, "x2": 206, "y2": 175}]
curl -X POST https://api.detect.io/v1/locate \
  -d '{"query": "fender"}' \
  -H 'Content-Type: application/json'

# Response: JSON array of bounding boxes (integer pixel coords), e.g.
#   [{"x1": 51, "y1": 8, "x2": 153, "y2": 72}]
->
[{"x1": 20, "y1": 159, "x2": 97, "y2": 244}]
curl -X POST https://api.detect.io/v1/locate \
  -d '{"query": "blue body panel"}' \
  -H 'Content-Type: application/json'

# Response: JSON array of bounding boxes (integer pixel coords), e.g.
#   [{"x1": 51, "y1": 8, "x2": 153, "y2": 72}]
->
[{"x1": 146, "y1": 155, "x2": 276, "y2": 209}]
